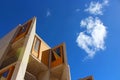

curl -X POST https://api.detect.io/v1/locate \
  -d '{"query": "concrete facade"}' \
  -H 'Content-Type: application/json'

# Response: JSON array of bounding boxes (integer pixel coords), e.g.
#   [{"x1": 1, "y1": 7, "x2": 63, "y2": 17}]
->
[{"x1": 0, "y1": 17, "x2": 71, "y2": 80}]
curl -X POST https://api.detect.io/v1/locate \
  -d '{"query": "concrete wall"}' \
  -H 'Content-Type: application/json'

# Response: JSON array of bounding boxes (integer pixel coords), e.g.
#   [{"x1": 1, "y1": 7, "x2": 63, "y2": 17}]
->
[
  {"x1": 11, "y1": 17, "x2": 36, "y2": 80},
  {"x1": 0, "y1": 26, "x2": 18, "y2": 66},
  {"x1": 60, "y1": 65, "x2": 71, "y2": 80},
  {"x1": 37, "y1": 70, "x2": 50, "y2": 80}
]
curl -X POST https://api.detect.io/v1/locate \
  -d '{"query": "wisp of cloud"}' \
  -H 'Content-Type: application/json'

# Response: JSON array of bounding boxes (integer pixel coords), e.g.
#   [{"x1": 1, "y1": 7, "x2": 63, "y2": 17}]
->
[
  {"x1": 85, "y1": 0, "x2": 109, "y2": 15},
  {"x1": 46, "y1": 10, "x2": 51, "y2": 17}
]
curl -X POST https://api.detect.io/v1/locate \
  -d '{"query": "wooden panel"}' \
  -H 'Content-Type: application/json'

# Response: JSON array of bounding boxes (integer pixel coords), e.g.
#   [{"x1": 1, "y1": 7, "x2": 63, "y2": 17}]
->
[
  {"x1": 41, "y1": 49, "x2": 50, "y2": 67},
  {"x1": 51, "y1": 57, "x2": 62, "y2": 68},
  {"x1": 39, "y1": 41, "x2": 50, "y2": 60}
]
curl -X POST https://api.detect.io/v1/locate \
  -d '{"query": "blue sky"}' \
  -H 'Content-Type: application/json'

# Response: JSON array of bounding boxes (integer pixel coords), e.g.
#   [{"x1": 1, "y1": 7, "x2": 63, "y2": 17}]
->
[{"x1": 0, "y1": 0, "x2": 120, "y2": 80}]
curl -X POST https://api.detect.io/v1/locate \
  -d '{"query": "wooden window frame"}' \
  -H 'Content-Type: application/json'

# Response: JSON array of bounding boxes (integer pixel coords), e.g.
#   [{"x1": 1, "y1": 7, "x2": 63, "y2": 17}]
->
[
  {"x1": 31, "y1": 36, "x2": 41, "y2": 58},
  {"x1": 12, "y1": 20, "x2": 32, "y2": 43},
  {"x1": 51, "y1": 45, "x2": 64, "y2": 68},
  {"x1": 0, "y1": 65, "x2": 15, "y2": 80}
]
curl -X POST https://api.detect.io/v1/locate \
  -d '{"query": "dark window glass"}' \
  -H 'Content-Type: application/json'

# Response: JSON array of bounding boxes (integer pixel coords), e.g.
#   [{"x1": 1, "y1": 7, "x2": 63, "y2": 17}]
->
[
  {"x1": 2, "y1": 70, "x2": 9, "y2": 78},
  {"x1": 17, "y1": 23, "x2": 28, "y2": 36},
  {"x1": 54, "y1": 47, "x2": 61, "y2": 57},
  {"x1": 21, "y1": 23, "x2": 28, "y2": 33},
  {"x1": 0, "y1": 70, "x2": 9, "y2": 79},
  {"x1": 17, "y1": 20, "x2": 32, "y2": 36},
  {"x1": 34, "y1": 39, "x2": 40, "y2": 52}
]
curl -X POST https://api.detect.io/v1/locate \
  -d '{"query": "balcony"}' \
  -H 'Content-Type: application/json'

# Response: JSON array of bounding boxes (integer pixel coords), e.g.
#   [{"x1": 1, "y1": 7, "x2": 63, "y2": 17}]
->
[{"x1": 26, "y1": 54, "x2": 48, "y2": 78}]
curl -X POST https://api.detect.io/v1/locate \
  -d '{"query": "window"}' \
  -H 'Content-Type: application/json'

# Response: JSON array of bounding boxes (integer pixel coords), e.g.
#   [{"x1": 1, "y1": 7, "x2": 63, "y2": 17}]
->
[
  {"x1": 51, "y1": 46, "x2": 63, "y2": 62},
  {"x1": 54, "y1": 47, "x2": 61, "y2": 57},
  {"x1": 31, "y1": 36, "x2": 41, "y2": 58},
  {"x1": 50, "y1": 44, "x2": 65, "y2": 68},
  {"x1": 17, "y1": 20, "x2": 31, "y2": 36},
  {"x1": 17, "y1": 24, "x2": 28, "y2": 35},
  {"x1": 0, "y1": 65, "x2": 15, "y2": 80},
  {"x1": 0, "y1": 70, "x2": 9, "y2": 79},
  {"x1": 34, "y1": 39, "x2": 40, "y2": 52},
  {"x1": 12, "y1": 20, "x2": 32, "y2": 42},
  {"x1": 55, "y1": 46, "x2": 64, "y2": 63}
]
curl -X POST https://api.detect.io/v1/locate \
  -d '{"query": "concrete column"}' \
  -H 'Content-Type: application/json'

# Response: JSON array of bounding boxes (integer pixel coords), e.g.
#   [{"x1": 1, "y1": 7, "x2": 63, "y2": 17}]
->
[{"x1": 11, "y1": 17, "x2": 36, "y2": 80}]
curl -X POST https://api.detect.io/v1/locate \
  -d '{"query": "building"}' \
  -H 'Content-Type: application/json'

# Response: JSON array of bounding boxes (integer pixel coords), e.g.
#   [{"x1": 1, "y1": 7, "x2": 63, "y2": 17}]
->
[
  {"x1": 79, "y1": 76, "x2": 94, "y2": 80},
  {"x1": 0, "y1": 17, "x2": 71, "y2": 80}
]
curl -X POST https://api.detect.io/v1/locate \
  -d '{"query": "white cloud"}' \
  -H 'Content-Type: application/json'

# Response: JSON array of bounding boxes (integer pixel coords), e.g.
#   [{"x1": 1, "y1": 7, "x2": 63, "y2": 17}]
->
[
  {"x1": 46, "y1": 10, "x2": 51, "y2": 17},
  {"x1": 85, "y1": 0, "x2": 109, "y2": 15},
  {"x1": 76, "y1": 16, "x2": 107, "y2": 58}
]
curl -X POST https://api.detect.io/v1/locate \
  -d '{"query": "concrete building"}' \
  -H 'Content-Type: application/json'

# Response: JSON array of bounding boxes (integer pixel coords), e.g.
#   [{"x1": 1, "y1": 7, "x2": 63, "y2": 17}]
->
[
  {"x1": 79, "y1": 76, "x2": 94, "y2": 80},
  {"x1": 0, "y1": 17, "x2": 71, "y2": 80}
]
